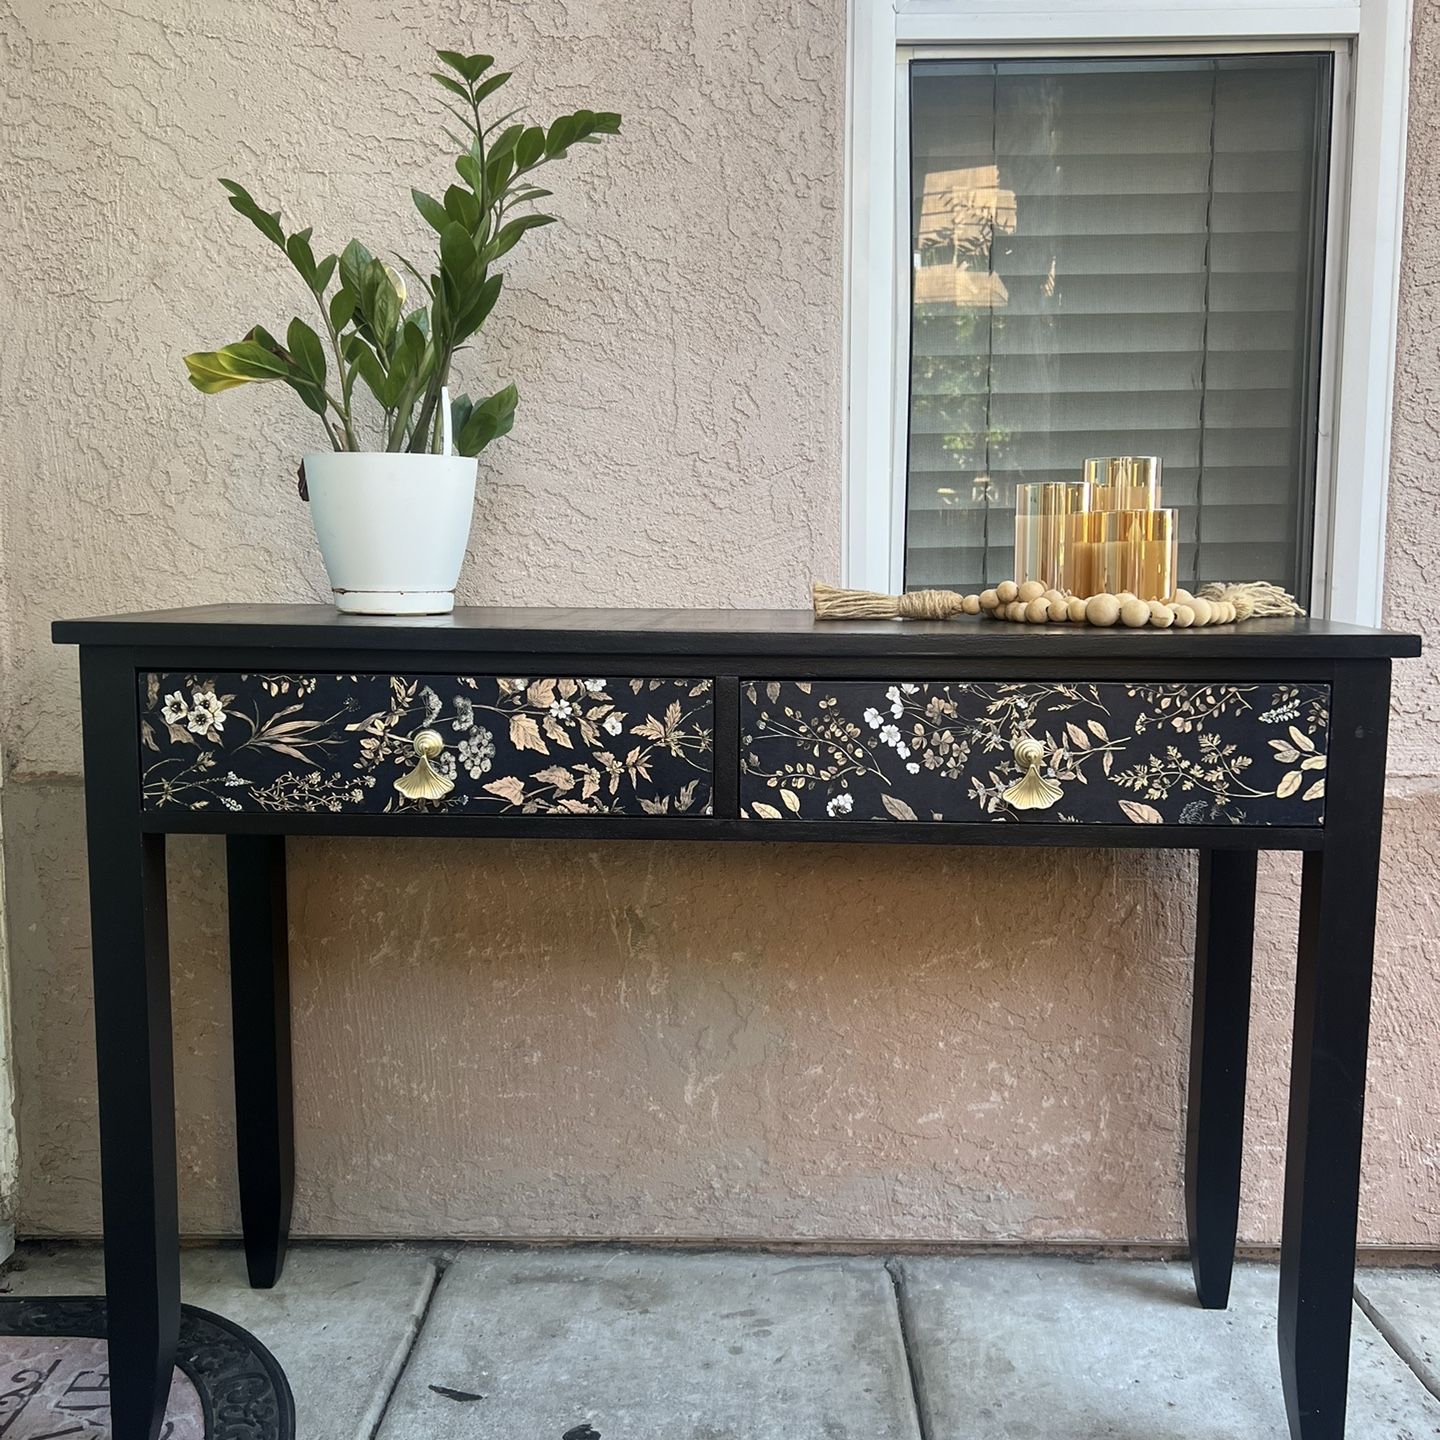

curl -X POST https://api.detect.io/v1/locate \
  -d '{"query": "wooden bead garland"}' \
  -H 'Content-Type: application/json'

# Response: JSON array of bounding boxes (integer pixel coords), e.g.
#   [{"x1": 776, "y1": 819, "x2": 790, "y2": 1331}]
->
[{"x1": 810, "y1": 579, "x2": 1304, "y2": 626}]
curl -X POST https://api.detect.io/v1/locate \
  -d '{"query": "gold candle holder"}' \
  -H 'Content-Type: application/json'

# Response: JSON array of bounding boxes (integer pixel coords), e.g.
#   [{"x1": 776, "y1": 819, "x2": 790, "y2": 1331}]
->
[
  {"x1": 1102, "y1": 508, "x2": 1178, "y2": 601},
  {"x1": 1083, "y1": 456, "x2": 1162, "y2": 513},
  {"x1": 1062, "y1": 511, "x2": 1107, "y2": 598},
  {"x1": 1014, "y1": 482, "x2": 1090, "y2": 591}
]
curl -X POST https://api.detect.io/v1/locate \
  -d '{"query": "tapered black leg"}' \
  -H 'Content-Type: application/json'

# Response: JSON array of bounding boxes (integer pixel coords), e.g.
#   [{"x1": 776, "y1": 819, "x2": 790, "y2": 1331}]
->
[
  {"x1": 1186, "y1": 848, "x2": 1257, "y2": 1309},
  {"x1": 81, "y1": 652, "x2": 179, "y2": 1440},
  {"x1": 227, "y1": 834, "x2": 294, "y2": 1289},
  {"x1": 1279, "y1": 661, "x2": 1391, "y2": 1440}
]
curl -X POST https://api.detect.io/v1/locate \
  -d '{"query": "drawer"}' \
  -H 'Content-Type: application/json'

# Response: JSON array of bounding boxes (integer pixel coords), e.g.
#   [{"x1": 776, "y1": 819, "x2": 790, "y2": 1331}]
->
[
  {"x1": 740, "y1": 680, "x2": 1330, "y2": 826},
  {"x1": 140, "y1": 672, "x2": 714, "y2": 815}
]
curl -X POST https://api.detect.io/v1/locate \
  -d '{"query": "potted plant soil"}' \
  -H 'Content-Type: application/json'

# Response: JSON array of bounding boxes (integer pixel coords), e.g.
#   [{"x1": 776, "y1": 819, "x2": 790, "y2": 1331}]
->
[{"x1": 184, "y1": 49, "x2": 619, "y2": 614}]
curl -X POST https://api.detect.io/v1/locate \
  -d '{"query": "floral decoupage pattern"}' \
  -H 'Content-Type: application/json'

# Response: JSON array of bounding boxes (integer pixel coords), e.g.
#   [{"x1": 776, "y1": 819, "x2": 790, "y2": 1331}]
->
[
  {"x1": 739, "y1": 680, "x2": 1330, "y2": 826},
  {"x1": 140, "y1": 672, "x2": 714, "y2": 815}
]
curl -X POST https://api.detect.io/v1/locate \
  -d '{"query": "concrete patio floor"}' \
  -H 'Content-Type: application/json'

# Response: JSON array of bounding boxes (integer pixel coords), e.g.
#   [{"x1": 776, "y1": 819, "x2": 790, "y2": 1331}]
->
[{"x1": 3, "y1": 1244, "x2": 1440, "y2": 1439}]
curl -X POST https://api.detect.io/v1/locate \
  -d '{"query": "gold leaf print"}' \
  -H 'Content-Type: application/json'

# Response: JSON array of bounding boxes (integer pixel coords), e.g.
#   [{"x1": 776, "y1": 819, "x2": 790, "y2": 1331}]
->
[
  {"x1": 509, "y1": 713, "x2": 548, "y2": 755},
  {"x1": 1120, "y1": 800, "x2": 1165, "y2": 824},
  {"x1": 482, "y1": 775, "x2": 527, "y2": 806},
  {"x1": 1276, "y1": 770, "x2": 1303, "y2": 799},
  {"x1": 1289, "y1": 725, "x2": 1315, "y2": 754},
  {"x1": 1303, "y1": 778, "x2": 1325, "y2": 802},
  {"x1": 882, "y1": 794, "x2": 918, "y2": 821},
  {"x1": 751, "y1": 801, "x2": 783, "y2": 820},
  {"x1": 780, "y1": 788, "x2": 801, "y2": 813}
]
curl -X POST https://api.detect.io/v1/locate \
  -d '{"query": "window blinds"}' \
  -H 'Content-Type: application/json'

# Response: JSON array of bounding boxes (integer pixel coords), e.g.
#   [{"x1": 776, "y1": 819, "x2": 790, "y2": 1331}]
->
[{"x1": 904, "y1": 56, "x2": 1330, "y2": 595}]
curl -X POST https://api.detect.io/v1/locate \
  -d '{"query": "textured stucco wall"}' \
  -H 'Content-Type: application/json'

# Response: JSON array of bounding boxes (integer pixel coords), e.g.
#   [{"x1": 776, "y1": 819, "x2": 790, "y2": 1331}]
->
[{"x1": 1, "y1": 0, "x2": 1438, "y2": 1246}]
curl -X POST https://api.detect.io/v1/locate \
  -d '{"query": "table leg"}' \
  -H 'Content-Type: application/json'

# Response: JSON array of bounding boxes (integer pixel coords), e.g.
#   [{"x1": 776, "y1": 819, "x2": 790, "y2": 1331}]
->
[
  {"x1": 81, "y1": 653, "x2": 179, "y2": 1440},
  {"x1": 1185, "y1": 848, "x2": 1257, "y2": 1309},
  {"x1": 1278, "y1": 662, "x2": 1389, "y2": 1440},
  {"x1": 227, "y1": 834, "x2": 294, "y2": 1289}
]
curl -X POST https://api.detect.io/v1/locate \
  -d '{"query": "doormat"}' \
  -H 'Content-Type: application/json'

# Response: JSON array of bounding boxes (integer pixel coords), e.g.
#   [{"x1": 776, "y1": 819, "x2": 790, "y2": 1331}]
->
[{"x1": 0, "y1": 1297, "x2": 294, "y2": 1439}]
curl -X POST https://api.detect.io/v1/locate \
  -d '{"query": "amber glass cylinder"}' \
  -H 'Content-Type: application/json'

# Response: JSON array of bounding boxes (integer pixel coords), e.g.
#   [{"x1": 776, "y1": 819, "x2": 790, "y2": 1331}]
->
[
  {"x1": 1082, "y1": 456, "x2": 1162, "y2": 513},
  {"x1": 1062, "y1": 511, "x2": 1107, "y2": 598},
  {"x1": 1014, "y1": 482, "x2": 1090, "y2": 590},
  {"x1": 1102, "y1": 508, "x2": 1178, "y2": 601}
]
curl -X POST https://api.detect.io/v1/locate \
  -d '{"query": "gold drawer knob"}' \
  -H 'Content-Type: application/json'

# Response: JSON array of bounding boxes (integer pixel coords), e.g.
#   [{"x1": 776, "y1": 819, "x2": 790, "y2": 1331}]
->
[
  {"x1": 1004, "y1": 736, "x2": 1063, "y2": 811},
  {"x1": 394, "y1": 728, "x2": 455, "y2": 801}
]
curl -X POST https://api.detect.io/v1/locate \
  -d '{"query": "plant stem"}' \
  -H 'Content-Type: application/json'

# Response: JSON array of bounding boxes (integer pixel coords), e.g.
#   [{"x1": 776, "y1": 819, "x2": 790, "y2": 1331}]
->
[{"x1": 313, "y1": 289, "x2": 360, "y2": 450}]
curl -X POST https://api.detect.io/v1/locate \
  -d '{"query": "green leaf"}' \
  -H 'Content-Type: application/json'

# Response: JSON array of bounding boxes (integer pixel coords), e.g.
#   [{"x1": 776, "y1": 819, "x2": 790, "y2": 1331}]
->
[
  {"x1": 489, "y1": 124, "x2": 524, "y2": 161},
  {"x1": 313, "y1": 253, "x2": 338, "y2": 293},
  {"x1": 463, "y1": 52, "x2": 494, "y2": 81},
  {"x1": 183, "y1": 339, "x2": 291, "y2": 393},
  {"x1": 286, "y1": 318, "x2": 326, "y2": 387},
  {"x1": 411, "y1": 188, "x2": 450, "y2": 233},
  {"x1": 435, "y1": 49, "x2": 471, "y2": 76},
  {"x1": 454, "y1": 152, "x2": 482, "y2": 192},
  {"x1": 329, "y1": 288, "x2": 357, "y2": 330},
  {"x1": 339, "y1": 239, "x2": 375, "y2": 300},
  {"x1": 453, "y1": 271, "x2": 502, "y2": 342},
  {"x1": 218, "y1": 178, "x2": 286, "y2": 249},
  {"x1": 439, "y1": 222, "x2": 477, "y2": 283},
  {"x1": 431, "y1": 71, "x2": 471, "y2": 101},
  {"x1": 473, "y1": 71, "x2": 511, "y2": 106},
  {"x1": 486, "y1": 212, "x2": 555, "y2": 262},
  {"x1": 341, "y1": 334, "x2": 388, "y2": 406},
  {"x1": 515, "y1": 125, "x2": 545, "y2": 169},
  {"x1": 455, "y1": 382, "x2": 518, "y2": 456},
  {"x1": 284, "y1": 228, "x2": 318, "y2": 287},
  {"x1": 362, "y1": 258, "x2": 401, "y2": 348},
  {"x1": 545, "y1": 115, "x2": 576, "y2": 156},
  {"x1": 483, "y1": 149, "x2": 515, "y2": 198},
  {"x1": 443, "y1": 184, "x2": 480, "y2": 230}
]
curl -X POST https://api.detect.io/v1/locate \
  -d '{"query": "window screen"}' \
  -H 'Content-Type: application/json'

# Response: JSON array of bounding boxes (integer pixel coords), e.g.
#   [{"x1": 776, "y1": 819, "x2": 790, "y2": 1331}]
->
[{"x1": 904, "y1": 55, "x2": 1331, "y2": 595}]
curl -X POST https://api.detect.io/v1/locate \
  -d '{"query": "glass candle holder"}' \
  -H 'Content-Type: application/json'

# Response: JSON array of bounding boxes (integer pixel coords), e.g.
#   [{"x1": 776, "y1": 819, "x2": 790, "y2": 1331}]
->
[
  {"x1": 1014, "y1": 482, "x2": 1090, "y2": 590},
  {"x1": 1082, "y1": 456, "x2": 1162, "y2": 513},
  {"x1": 1062, "y1": 511, "x2": 1108, "y2": 598},
  {"x1": 1102, "y1": 508, "x2": 1178, "y2": 601}
]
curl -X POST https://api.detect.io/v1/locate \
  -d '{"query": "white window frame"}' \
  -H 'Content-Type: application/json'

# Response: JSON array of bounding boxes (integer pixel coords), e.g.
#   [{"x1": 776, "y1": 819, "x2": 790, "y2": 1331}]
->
[{"x1": 844, "y1": 0, "x2": 1413, "y2": 625}]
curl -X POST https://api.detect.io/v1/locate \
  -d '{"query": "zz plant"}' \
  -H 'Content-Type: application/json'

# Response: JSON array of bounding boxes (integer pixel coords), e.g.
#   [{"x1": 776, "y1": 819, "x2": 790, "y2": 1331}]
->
[{"x1": 184, "y1": 49, "x2": 619, "y2": 458}]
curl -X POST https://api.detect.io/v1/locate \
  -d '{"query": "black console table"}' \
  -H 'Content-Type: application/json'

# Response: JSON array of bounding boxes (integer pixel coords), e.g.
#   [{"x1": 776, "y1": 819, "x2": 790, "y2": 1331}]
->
[{"x1": 52, "y1": 604, "x2": 1420, "y2": 1440}]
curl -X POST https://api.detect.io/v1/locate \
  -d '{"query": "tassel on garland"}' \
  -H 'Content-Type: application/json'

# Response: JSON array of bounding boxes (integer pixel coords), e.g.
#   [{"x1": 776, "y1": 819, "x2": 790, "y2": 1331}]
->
[
  {"x1": 1197, "y1": 581, "x2": 1306, "y2": 620},
  {"x1": 812, "y1": 579, "x2": 1303, "y2": 628}
]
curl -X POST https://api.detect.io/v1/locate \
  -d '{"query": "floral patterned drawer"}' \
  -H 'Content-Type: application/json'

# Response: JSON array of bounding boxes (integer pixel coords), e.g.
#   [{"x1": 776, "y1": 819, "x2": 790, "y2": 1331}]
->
[
  {"x1": 140, "y1": 672, "x2": 714, "y2": 815},
  {"x1": 740, "y1": 680, "x2": 1330, "y2": 826}
]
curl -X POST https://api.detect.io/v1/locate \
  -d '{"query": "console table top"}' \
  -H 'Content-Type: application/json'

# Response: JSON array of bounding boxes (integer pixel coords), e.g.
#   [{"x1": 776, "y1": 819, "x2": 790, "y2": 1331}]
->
[{"x1": 51, "y1": 604, "x2": 1421, "y2": 660}]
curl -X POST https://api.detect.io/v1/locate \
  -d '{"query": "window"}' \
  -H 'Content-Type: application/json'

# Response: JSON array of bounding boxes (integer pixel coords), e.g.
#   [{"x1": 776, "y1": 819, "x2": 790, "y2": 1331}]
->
[
  {"x1": 846, "y1": 3, "x2": 1412, "y2": 625},
  {"x1": 905, "y1": 55, "x2": 1330, "y2": 595}
]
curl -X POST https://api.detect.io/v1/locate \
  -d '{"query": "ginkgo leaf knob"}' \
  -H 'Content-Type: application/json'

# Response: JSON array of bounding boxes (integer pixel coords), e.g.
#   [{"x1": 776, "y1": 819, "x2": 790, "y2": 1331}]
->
[
  {"x1": 1004, "y1": 736, "x2": 1063, "y2": 811},
  {"x1": 394, "y1": 728, "x2": 454, "y2": 801}
]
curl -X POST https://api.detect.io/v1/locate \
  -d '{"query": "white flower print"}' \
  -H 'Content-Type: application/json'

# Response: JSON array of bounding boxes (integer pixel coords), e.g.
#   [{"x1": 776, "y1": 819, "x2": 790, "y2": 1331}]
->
[
  {"x1": 458, "y1": 727, "x2": 496, "y2": 779},
  {"x1": 896, "y1": 742, "x2": 911, "y2": 760},
  {"x1": 549, "y1": 699, "x2": 573, "y2": 720},
  {"x1": 863, "y1": 707, "x2": 883, "y2": 729},
  {"x1": 826, "y1": 792, "x2": 854, "y2": 817},
  {"x1": 879, "y1": 724, "x2": 902, "y2": 747},
  {"x1": 421, "y1": 686, "x2": 442, "y2": 724},
  {"x1": 187, "y1": 690, "x2": 226, "y2": 735},
  {"x1": 603, "y1": 712, "x2": 624, "y2": 736},
  {"x1": 584, "y1": 679, "x2": 608, "y2": 693},
  {"x1": 900, "y1": 683, "x2": 919, "y2": 695},
  {"x1": 905, "y1": 762, "x2": 920, "y2": 774},
  {"x1": 452, "y1": 697, "x2": 475, "y2": 732},
  {"x1": 161, "y1": 691, "x2": 188, "y2": 726},
  {"x1": 885, "y1": 685, "x2": 904, "y2": 717}
]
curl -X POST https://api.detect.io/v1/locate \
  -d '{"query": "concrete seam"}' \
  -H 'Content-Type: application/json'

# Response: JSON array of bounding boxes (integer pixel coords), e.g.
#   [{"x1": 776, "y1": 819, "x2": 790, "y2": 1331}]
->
[
  {"x1": 359, "y1": 1248, "x2": 452, "y2": 1439},
  {"x1": 884, "y1": 1257, "x2": 933, "y2": 1440},
  {"x1": 1354, "y1": 1280, "x2": 1440, "y2": 1405}
]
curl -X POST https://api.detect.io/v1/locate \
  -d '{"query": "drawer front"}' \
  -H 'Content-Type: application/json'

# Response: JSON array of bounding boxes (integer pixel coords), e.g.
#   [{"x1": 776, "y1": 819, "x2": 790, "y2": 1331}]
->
[
  {"x1": 141, "y1": 672, "x2": 714, "y2": 816},
  {"x1": 740, "y1": 680, "x2": 1330, "y2": 826}
]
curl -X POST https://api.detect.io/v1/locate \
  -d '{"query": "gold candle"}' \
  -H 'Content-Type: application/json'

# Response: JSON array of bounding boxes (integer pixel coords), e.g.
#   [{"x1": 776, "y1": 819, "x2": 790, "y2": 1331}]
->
[
  {"x1": 1014, "y1": 482, "x2": 1089, "y2": 591},
  {"x1": 1062, "y1": 511, "x2": 1108, "y2": 598},
  {"x1": 1102, "y1": 508, "x2": 1178, "y2": 601},
  {"x1": 1082, "y1": 456, "x2": 1162, "y2": 513}
]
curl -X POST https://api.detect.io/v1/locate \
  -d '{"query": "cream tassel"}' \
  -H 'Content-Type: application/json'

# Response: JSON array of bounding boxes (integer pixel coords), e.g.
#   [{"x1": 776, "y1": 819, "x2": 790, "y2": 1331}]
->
[
  {"x1": 811, "y1": 581, "x2": 969, "y2": 621},
  {"x1": 1197, "y1": 581, "x2": 1306, "y2": 621}
]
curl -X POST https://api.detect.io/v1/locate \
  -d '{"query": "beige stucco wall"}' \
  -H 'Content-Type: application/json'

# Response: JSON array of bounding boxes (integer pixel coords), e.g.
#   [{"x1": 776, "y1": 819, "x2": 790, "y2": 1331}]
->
[{"x1": 1, "y1": 0, "x2": 1437, "y2": 1247}]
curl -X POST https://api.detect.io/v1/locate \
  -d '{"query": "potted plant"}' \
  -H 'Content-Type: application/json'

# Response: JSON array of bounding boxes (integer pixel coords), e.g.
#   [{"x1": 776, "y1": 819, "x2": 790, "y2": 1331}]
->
[{"x1": 184, "y1": 49, "x2": 619, "y2": 614}]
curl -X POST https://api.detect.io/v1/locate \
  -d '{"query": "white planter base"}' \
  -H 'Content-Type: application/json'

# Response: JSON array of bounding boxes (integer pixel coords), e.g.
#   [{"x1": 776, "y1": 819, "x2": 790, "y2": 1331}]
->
[
  {"x1": 303, "y1": 452, "x2": 479, "y2": 617},
  {"x1": 333, "y1": 588, "x2": 456, "y2": 616}
]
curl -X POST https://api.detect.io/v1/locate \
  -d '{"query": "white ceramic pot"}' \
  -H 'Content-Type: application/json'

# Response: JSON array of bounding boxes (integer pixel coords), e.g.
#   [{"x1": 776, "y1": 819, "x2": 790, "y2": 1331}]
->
[{"x1": 303, "y1": 452, "x2": 478, "y2": 615}]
